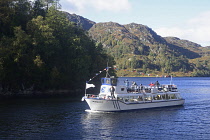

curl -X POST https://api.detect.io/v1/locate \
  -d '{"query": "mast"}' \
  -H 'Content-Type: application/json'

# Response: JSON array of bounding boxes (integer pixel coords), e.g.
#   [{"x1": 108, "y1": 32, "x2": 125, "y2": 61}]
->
[
  {"x1": 106, "y1": 61, "x2": 109, "y2": 78},
  {"x1": 170, "y1": 75, "x2": 172, "y2": 85},
  {"x1": 105, "y1": 61, "x2": 111, "y2": 78}
]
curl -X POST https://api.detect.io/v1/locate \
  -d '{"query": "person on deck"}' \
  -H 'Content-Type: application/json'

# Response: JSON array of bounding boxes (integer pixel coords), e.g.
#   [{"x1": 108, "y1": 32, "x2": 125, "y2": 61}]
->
[
  {"x1": 155, "y1": 81, "x2": 160, "y2": 87},
  {"x1": 110, "y1": 86, "x2": 115, "y2": 99},
  {"x1": 124, "y1": 79, "x2": 129, "y2": 88},
  {"x1": 140, "y1": 84, "x2": 143, "y2": 91},
  {"x1": 149, "y1": 82, "x2": 155, "y2": 87}
]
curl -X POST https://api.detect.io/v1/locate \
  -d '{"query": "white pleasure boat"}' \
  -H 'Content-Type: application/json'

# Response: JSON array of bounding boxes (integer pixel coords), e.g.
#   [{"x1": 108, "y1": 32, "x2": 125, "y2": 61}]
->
[{"x1": 82, "y1": 68, "x2": 185, "y2": 112}]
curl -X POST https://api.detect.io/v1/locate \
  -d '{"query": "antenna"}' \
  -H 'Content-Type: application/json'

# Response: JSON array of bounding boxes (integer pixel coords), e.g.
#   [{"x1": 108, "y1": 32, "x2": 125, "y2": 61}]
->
[
  {"x1": 106, "y1": 60, "x2": 109, "y2": 78},
  {"x1": 170, "y1": 75, "x2": 172, "y2": 85}
]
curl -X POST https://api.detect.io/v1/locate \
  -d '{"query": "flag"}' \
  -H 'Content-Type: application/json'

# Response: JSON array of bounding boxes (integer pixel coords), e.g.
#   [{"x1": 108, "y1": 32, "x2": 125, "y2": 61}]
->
[{"x1": 86, "y1": 83, "x2": 95, "y2": 89}]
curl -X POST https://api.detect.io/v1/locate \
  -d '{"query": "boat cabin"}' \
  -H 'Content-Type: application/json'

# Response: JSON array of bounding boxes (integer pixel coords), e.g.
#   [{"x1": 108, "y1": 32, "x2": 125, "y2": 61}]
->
[
  {"x1": 116, "y1": 92, "x2": 182, "y2": 104},
  {"x1": 99, "y1": 77, "x2": 117, "y2": 96},
  {"x1": 101, "y1": 77, "x2": 117, "y2": 86},
  {"x1": 100, "y1": 77, "x2": 129, "y2": 95}
]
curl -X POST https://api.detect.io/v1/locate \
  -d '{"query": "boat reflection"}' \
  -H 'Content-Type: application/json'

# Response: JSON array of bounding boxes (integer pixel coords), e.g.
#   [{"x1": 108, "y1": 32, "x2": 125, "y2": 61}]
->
[{"x1": 80, "y1": 106, "x2": 184, "y2": 139}]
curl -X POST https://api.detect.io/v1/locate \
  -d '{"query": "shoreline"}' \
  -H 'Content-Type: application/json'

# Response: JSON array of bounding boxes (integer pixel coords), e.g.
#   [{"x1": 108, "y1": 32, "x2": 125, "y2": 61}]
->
[{"x1": 0, "y1": 89, "x2": 84, "y2": 101}]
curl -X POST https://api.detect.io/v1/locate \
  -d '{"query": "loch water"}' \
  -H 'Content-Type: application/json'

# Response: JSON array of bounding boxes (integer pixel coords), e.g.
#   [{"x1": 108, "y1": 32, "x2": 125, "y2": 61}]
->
[{"x1": 0, "y1": 77, "x2": 210, "y2": 140}]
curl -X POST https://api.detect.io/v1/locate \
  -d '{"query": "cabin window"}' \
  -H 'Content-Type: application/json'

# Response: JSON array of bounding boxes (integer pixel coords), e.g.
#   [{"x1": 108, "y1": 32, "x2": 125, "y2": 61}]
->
[
  {"x1": 176, "y1": 94, "x2": 181, "y2": 99},
  {"x1": 162, "y1": 94, "x2": 165, "y2": 99},
  {"x1": 124, "y1": 96, "x2": 129, "y2": 102},
  {"x1": 130, "y1": 98, "x2": 135, "y2": 102},
  {"x1": 144, "y1": 95, "x2": 152, "y2": 101},
  {"x1": 111, "y1": 79, "x2": 117, "y2": 85},
  {"x1": 134, "y1": 96, "x2": 139, "y2": 102},
  {"x1": 117, "y1": 97, "x2": 124, "y2": 101},
  {"x1": 170, "y1": 94, "x2": 176, "y2": 99},
  {"x1": 153, "y1": 94, "x2": 162, "y2": 100},
  {"x1": 137, "y1": 96, "x2": 143, "y2": 101},
  {"x1": 129, "y1": 96, "x2": 138, "y2": 102},
  {"x1": 145, "y1": 88, "x2": 151, "y2": 93},
  {"x1": 121, "y1": 88, "x2": 125, "y2": 91},
  {"x1": 162, "y1": 94, "x2": 169, "y2": 99},
  {"x1": 106, "y1": 79, "x2": 110, "y2": 84}
]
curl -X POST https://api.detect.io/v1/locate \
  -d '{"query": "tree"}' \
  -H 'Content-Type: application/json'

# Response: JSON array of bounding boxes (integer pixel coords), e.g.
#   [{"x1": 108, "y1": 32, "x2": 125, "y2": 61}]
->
[
  {"x1": 0, "y1": 1, "x2": 112, "y2": 95},
  {"x1": 0, "y1": 0, "x2": 15, "y2": 37},
  {"x1": 40, "y1": 0, "x2": 61, "y2": 10},
  {"x1": 30, "y1": 0, "x2": 46, "y2": 18}
]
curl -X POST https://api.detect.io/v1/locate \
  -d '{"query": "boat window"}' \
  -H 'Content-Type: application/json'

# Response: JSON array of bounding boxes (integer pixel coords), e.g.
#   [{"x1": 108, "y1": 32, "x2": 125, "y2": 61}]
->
[
  {"x1": 129, "y1": 96, "x2": 138, "y2": 102},
  {"x1": 123, "y1": 96, "x2": 129, "y2": 102},
  {"x1": 162, "y1": 94, "x2": 169, "y2": 100},
  {"x1": 133, "y1": 96, "x2": 138, "y2": 100},
  {"x1": 137, "y1": 96, "x2": 143, "y2": 101},
  {"x1": 129, "y1": 98, "x2": 135, "y2": 102},
  {"x1": 176, "y1": 93, "x2": 181, "y2": 99},
  {"x1": 170, "y1": 94, "x2": 176, "y2": 99},
  {"x1": 144, "y1": 95, "x2": 152, "y2": 101},
  {"x1": 172, "y1": 87, "x2": 178, "y2": 92},
  {"x1": 121, "y1": 88, "x2": 125, "y2": 91},
  {"x1": 106, "y1": 79, "x2": 110, "y2": 84},
  {"x1": 111, "y1": 79, "x2": 117, "y2": 86},
  {"x1": 117, "y1": 97, "x2": 124, "y2": 101},
  {"x1": 153, "y1": 94, "x2": 162, "y2": 100},
  {"x1": 101, "y1": 78, "x2": 117, "y2": 85}
]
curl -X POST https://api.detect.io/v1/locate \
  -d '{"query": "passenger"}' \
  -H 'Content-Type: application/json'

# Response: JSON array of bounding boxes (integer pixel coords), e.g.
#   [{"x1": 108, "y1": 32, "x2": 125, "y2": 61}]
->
[
  {"x1": 155, "y1": 81, "x2": 160, "y2": 87},
  {"x1": 140, "y1": 84, "x2": 143, "y2": 91},
  {"x1": 131, "y1": 81, "x2": 138, "y2": 91},
  {"x1": 124, "y1": 79, "x2": 129, "y2": 88},
  {"x1": 132, "y1": 81, "x2": 137, "y2": 86},
  {"x1": 124, "y1": 79, "x2": 131, "y2": 92},
  {"x1": 149, "y1": 82, "x2": 155, "y2": 87},
  {"x1": 110, "y1": 86, "x2": 115, "y2": 99},
  {"x1": 138, "y1": 96, "x2": 142, "y2": 101}
]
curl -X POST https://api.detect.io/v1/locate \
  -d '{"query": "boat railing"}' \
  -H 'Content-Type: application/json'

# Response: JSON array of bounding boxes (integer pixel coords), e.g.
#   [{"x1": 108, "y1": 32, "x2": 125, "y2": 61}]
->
[
  {"x1": 161, "y1": 84, "x2": 178, "y2": 92},
  {"x1": 85, "y1": 94, "x2": 99, "y2": 98}
]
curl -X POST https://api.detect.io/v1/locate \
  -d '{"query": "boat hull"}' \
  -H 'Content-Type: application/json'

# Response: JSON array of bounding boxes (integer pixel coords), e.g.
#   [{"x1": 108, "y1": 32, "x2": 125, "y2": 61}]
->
[{"x1": 85, "y1": 98, "x2": 185, "y2": 112}]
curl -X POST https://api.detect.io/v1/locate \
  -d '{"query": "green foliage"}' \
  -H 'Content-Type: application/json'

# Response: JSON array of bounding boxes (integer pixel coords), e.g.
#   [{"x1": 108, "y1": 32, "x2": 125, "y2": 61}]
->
[
  {"x1": 0, "y1": 0, "x2": 110, "y2": 95},
  {"x1": 89, "y1": 22, "x2": 210, "y2": 77},
  {"x1": 190, "y1": 56, "x2": 210, "y2": 77}
]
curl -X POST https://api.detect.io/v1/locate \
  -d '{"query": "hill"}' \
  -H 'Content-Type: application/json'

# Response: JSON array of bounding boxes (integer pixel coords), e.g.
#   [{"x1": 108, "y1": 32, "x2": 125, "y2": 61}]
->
[
  {"x1": 124, "y1": 23, "x2": 166, "y2": 45},
  {"x1": 66, "y1": 13, "x2": 210, "y2": 77},
  {"x1": 64, "y1": 12, "x2": 95, "y2": 30},
  {"x1": 89, "y1": 22, "x2": 193, "y2": 75},
  {"x1": 164, "y1": 37, "x2": 201, "y2": 59}
]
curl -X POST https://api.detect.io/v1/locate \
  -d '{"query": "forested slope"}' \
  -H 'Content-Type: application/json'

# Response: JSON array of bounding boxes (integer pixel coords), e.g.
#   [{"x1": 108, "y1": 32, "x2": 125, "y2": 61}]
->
[
  {"x1": 1, "y1": 1, "x2": 210, "y2": 98},
  {"x1": 0, "y1": 0, "x2": 112, "y2": 97}
]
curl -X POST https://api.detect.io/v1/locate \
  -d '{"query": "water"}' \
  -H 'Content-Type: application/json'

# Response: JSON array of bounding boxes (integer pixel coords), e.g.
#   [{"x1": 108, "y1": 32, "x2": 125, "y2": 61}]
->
[{"x1": 0, "y1": 77, "x2": 210, "y2": 140}]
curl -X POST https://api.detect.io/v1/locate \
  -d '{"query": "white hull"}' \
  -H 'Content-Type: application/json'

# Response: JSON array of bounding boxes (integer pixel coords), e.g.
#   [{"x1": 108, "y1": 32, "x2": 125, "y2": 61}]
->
[
  {"x1": 84, "y1": 74, "x2": 185, "y2": 112},
  {"x1": 85, "y1": 98, "x2": 185, "y2": 112}
]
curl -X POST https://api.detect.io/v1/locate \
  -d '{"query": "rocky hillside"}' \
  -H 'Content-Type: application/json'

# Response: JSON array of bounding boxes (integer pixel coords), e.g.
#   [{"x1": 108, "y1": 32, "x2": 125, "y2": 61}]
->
[
  {"x1": 65, "y1": 13, "x2": 210, "y2": 77},
  {"x1": 124, "y1": 23, "x2": 166, "y2": 45},
  {"x1": 89, "y1": 22, "x2": 193, "y2": 74},
  {"x1": 164, "y1": 37, "x2": 202, "y2": 50},
  {"x1": 89, "y1": 22, "x2": 201, "y2": 59},
  {"x1": 64, "y1": 12, "x2": 95, "y2": 30},
  {"x1": 164, "y1": 37, "x2": 210, "y2": 57},
  {"x1": 164, "y1": 37, "x2": 202, "y2": 54},
  {"x1": 89, "y1": 22, "x2": 144, "y2": 53}
]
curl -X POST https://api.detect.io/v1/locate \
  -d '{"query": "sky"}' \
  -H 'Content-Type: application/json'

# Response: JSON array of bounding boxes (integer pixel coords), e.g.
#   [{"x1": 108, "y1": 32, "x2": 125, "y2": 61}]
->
[{"x1": 60, "y1": 0, "x2": 210, "y2": 46}]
